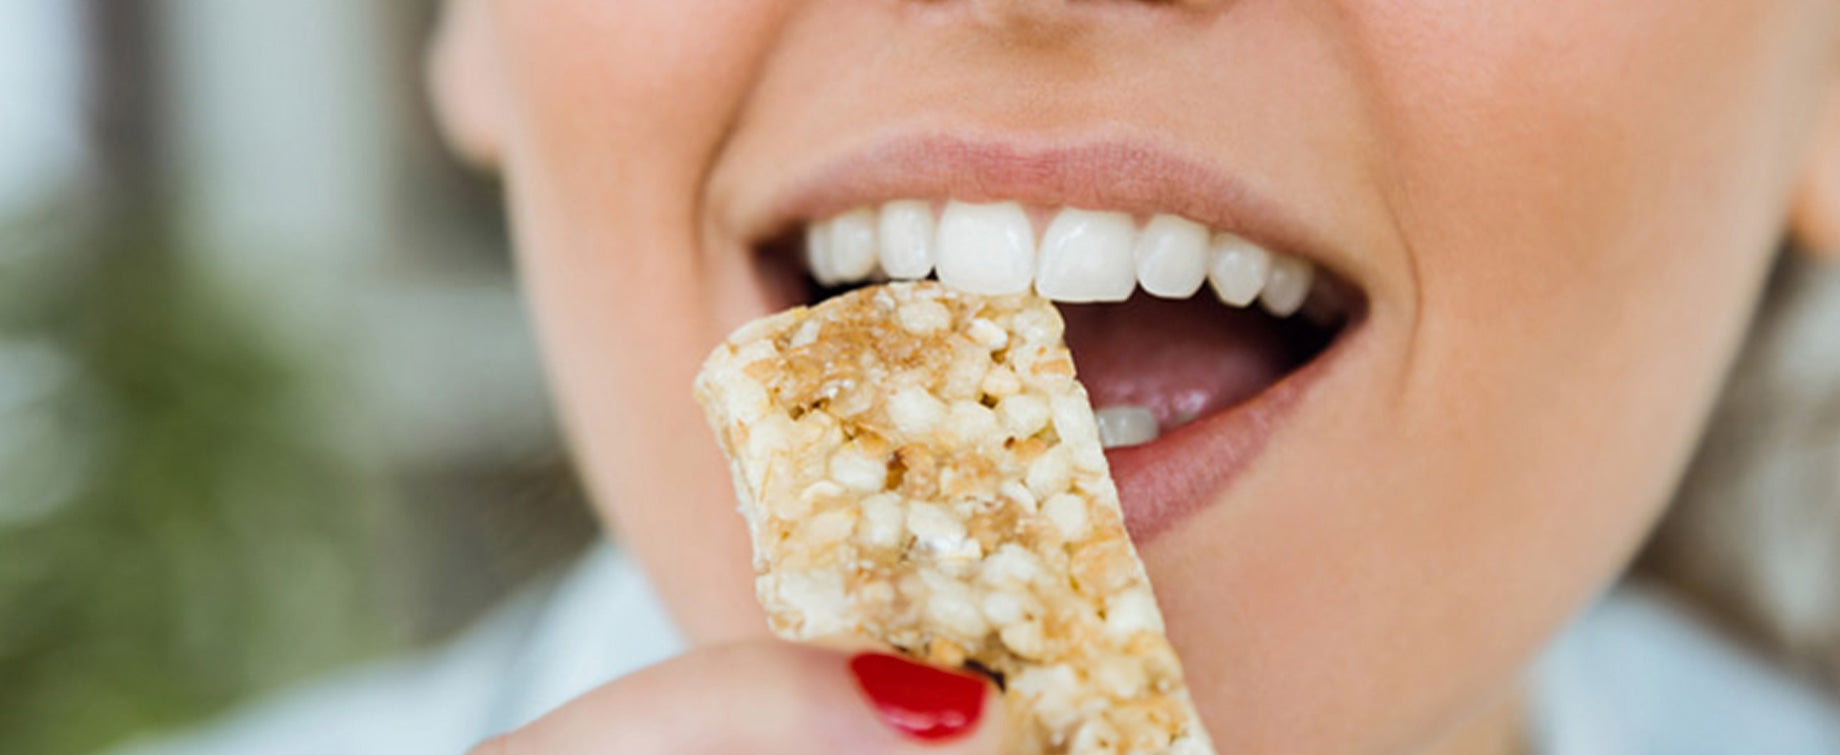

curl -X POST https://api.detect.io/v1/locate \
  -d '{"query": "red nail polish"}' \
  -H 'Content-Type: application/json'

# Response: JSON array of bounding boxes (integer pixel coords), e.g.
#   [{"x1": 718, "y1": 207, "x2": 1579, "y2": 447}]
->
[{"x1": 848, "y1": 652, "x2": 988, "y2": 742}]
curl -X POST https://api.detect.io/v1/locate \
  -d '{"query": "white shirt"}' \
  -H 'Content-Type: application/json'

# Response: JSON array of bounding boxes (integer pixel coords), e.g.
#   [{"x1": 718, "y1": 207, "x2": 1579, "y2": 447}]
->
[{"x1": 106, "y1": 543, "x2": 1840, "y2": 755}]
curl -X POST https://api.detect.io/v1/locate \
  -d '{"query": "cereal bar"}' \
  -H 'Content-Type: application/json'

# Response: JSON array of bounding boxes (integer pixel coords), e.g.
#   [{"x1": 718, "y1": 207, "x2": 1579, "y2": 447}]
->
[{"x1": 695, "y1": 281, "x2": 1215, "y2": 754}]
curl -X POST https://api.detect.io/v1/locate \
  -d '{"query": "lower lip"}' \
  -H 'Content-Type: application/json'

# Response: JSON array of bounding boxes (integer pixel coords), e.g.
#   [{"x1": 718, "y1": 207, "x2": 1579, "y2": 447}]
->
[{"x1": 1104, "y1": 313, "x2": 1364, "y2": 543}]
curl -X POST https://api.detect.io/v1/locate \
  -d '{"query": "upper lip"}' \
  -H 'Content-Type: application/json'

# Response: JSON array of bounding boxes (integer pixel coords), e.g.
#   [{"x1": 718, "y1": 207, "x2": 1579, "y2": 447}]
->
[{"x1": 721, "y1": 130, "x2": 1354, "y2": 286}]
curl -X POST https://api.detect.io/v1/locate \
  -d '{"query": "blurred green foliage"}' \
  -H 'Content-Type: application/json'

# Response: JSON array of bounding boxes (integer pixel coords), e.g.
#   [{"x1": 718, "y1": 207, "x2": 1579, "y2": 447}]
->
[{"x1": 0, "y1": 201, "x2": 403, "y2": 755}]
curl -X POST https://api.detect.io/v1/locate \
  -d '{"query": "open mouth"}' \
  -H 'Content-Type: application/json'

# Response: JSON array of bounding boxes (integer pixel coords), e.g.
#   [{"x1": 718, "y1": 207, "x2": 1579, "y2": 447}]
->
[{"x1": 750, "y1": 195, "x2": 1365, "y2": 540}]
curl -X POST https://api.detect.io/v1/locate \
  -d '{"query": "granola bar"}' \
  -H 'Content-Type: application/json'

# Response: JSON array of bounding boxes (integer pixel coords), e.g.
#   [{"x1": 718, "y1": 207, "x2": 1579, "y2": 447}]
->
[{"x1": 695, "y1": 281, "x2": 1214, "y2": 754}]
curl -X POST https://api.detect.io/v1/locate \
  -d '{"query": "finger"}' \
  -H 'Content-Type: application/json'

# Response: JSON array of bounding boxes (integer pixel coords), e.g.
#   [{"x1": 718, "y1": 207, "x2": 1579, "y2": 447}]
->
[{"x1": 473, "y1": 640, "x2": 1009, "y2": 755}]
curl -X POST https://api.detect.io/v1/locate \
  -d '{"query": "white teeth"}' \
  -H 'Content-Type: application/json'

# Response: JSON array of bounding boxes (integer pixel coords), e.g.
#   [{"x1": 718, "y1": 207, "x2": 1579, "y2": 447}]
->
[
  {"x1": 1094, "y1": 405, "x2": 1159, "y2": 449},
  {"x1": 1259, "y1": 252, "x2": 1314, "y2": 317},
  {"x1": 1035, "y1": 208, "x2": 1137, "y2": 302},
  {"x1": 936, "y1": 200, "x2": 1036, "y2": 295},
  {"x1": 1133, "y1": 214, "x2": 1211, "y2": 299},
  {"x1": 801, "y1": 200, "x2": 1336, "y2": 320},
  {"x1": 1206, "y1": 232, "x2": 1271, "y2": 307},
  {"x1": 877, "y1": 200, "x2": 936, "y2": 280},
  {"x1": 826, "y1": 207, "x2": 880, "y2": 284},
  {"x1": 805, "y1": 221, "x2": 840, "y2": 286}
]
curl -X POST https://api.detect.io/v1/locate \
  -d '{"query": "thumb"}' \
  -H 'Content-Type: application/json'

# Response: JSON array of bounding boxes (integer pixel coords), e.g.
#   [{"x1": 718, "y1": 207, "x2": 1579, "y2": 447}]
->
[{"x1": 471, "y1": 640, "x2": 1010, "y2": 755}]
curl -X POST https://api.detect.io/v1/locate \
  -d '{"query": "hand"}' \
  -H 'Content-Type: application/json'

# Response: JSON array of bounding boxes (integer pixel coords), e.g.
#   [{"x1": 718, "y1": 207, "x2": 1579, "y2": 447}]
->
[{"x1": 469, "y1": 639, "x2": 1009, "y2": 754}]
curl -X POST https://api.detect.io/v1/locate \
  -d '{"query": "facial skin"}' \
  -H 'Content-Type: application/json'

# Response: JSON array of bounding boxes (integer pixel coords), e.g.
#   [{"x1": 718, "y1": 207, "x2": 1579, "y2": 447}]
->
[{"x1": 432, "y1": 1, "x2": 1840, "y2": 752}]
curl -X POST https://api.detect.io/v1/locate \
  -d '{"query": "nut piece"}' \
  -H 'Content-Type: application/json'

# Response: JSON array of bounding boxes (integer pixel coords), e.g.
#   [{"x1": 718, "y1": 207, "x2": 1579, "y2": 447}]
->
[{"x1": 695, "y1": 281, "x2": 1215, "y2": 754}]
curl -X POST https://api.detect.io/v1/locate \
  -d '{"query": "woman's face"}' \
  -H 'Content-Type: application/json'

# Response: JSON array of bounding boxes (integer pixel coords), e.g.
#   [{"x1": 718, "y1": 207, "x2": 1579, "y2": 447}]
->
[{"x1": 445, "y1": 1, "x2": 1838, "y2": 751}]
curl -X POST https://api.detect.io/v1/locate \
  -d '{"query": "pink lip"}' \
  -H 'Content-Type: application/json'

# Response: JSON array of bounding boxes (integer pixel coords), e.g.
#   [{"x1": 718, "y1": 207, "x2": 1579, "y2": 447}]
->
[{"x1": 737, "y1": 133, "x2": 1364, "y2": 542}]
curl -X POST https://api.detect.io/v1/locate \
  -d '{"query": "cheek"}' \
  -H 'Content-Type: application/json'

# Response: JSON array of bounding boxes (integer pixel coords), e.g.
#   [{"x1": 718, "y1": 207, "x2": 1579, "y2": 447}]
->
[
  {"x1": 1356, "y1": 0, "x2": 1823, "y2": 320},
  {"x1": 1153, "y1": 2, "x2": 1832, "y2": 750},
  {"x1": 1353, "y1": 0, "x2": 1827, "y2": 522},
  {"x1": 487, "y1": 0, "x2": 796, "y2": 641},
  {"x1": 1370, "y1": 0, "x2": 1828, "y2": 734}
]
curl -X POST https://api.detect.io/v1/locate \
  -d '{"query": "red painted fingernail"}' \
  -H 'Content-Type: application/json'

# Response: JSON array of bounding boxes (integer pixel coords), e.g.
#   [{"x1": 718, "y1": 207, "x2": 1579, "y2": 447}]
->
[{"x1": 848, "y1": 652, "x2": 988, "y2": 742}]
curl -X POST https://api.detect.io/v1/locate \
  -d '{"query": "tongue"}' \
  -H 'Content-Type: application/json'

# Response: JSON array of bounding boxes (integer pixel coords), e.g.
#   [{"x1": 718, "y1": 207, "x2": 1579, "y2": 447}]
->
[{"x1": 1059, "y1": 296, "x2": 1309, "y2": 429}]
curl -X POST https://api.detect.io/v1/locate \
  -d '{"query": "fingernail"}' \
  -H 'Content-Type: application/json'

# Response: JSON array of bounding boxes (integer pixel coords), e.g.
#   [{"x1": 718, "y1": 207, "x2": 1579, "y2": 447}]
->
[{"x1": 848, "y1": 652, "x2": 988, "y2": 742}]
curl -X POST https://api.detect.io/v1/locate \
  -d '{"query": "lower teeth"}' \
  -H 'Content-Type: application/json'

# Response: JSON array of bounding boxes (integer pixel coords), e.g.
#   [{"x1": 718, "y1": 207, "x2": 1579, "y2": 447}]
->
[{"x1": 1094, "y1": 406, "x2": 1159, "y2": 449}]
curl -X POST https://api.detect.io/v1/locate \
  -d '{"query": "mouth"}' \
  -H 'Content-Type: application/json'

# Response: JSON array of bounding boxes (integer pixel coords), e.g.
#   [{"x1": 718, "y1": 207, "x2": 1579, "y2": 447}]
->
[{"x1": 740, "y1": 139, "x2": 1368, "y2": 542}]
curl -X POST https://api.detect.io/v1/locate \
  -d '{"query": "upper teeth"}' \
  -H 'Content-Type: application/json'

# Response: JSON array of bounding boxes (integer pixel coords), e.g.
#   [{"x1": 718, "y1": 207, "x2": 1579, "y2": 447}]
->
[
  {"x1": 805, "y1": 199, "x2": 1321, "y2": 316},
  {"x1": 937, "y1": 201, "x2": 1036, "y2": 296}
]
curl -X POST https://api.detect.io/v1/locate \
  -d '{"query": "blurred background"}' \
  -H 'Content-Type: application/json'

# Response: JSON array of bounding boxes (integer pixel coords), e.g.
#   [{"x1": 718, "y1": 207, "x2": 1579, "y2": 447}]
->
[{"x1": 0, "y1": 3, "x2": 597, "y2": 753}]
